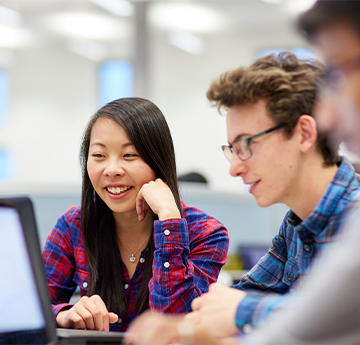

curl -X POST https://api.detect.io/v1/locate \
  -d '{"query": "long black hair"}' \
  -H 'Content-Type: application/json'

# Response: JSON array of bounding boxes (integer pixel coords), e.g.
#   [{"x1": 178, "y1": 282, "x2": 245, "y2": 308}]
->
[{"x1": 79, "y1": 97, "x2": 181, "y2": 316}]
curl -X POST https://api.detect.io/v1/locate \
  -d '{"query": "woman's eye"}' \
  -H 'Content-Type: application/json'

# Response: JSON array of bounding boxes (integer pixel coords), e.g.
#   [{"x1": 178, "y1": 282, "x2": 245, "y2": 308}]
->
[
  {"x1": 124, "y1": 153, "x2": 139, "y2": 158},
  {"x1": 92, "y1": 153, "x2": 104, "y2": 158}
]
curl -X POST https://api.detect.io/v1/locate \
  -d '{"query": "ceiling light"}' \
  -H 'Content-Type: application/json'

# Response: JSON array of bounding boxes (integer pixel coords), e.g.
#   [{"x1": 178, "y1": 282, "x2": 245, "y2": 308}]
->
[
  {"x1": 284, "y1": 0, "x2": 317, "y2": 14},
  {"x1": 46, "y1": 12, "x2": 128, "y2": 41},
  {"x1": 167, "y1": 30, "x2": 205, "y2": 55},
  {"x1": 0, "y1": 25, "x2": 33, "y2": 48},
  {"x1": 261, "y1": 0, "x2": 283, "y2": 3},
  {"x1": 89, "y1": 0, "x2": 134, "y2": 16},
  {"x1": 149, "y1": 3, "x2": 226, "y2": 33},
  {"x1": 68, "y1": 39, "x2": 107, "y2": 61}
]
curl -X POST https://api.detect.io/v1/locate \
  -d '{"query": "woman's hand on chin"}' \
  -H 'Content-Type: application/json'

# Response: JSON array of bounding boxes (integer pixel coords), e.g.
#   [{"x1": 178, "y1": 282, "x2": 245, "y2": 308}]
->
[
  {"x1": 136, "y1": 178, "x2": 181, "y2": 221},
  {"x1": 56, "y1": 295, "x2": 118, "y2": 331}
]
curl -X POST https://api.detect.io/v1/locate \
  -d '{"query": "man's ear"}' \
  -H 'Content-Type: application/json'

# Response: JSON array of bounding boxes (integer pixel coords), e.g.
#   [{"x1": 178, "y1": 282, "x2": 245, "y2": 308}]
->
[{"x1": 297, "y1": 114, "x2": 318, "y2": 153}]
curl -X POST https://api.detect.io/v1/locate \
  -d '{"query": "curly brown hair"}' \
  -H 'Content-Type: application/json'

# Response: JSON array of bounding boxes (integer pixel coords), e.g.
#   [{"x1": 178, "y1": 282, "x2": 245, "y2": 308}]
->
[{"x1": 207, "y1": 51, "x2": 339, "y2": 165}]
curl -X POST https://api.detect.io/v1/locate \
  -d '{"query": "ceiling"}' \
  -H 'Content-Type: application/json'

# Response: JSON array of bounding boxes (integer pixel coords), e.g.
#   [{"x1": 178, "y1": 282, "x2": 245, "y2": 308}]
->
[{"x1": 0, "y1": 0, "x2": 314, "y2": 63}]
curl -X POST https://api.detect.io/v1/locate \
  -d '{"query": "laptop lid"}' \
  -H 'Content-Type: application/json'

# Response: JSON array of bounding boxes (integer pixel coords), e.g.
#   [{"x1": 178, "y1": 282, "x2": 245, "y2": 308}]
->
[
  {"x1": 0, "y1": 196, "x2": 125, "y2": 345},
  {"x1": 0, "y1": 196, "x2": 56, "y2": 344}
]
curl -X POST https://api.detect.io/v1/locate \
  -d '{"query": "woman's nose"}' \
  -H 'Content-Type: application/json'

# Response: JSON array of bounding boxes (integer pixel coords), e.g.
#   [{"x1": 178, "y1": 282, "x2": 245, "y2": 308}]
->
[{"x1": 103, "y1": 159, "x2": 125, "y2": 177}]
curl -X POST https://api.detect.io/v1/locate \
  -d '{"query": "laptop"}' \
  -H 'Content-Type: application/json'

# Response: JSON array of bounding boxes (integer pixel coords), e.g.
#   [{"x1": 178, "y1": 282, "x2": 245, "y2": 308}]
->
[{"x1": 0, "y1": 196, "x2": 126, "y2": 344}]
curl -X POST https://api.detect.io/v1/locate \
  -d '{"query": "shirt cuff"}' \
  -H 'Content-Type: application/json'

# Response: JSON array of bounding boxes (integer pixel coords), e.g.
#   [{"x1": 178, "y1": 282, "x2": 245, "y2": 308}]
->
[
  {"x1": 52, "y1": 303, "x2": 73, "y2": 321},
  {"x1": 236, "y1": 292, "x2": 288, "y2": 332},
  {"x1": 153, "y1": 218, "x2": 189, "y2": 248},
  {"x1": 235, "y1": 294, "x2": 263, "y2": 331}
]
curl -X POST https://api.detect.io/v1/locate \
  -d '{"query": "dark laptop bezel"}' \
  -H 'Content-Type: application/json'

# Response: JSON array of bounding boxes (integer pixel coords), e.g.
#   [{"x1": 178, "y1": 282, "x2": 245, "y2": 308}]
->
[
  {"x1": 0, "y1": 196, "x2": 57, "y2": 344},
  {"x1": 0, "y1": 196, "x2": 126, "y2": 344}
]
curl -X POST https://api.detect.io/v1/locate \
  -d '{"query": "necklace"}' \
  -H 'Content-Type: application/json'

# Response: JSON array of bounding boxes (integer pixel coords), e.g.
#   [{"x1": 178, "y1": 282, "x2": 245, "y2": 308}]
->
[{"x1": 117, "y1": 233, "x2": 151, "y2": 263}]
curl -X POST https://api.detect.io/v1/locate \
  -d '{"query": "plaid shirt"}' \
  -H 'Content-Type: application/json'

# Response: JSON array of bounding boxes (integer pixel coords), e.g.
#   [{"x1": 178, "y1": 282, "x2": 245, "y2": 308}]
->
[
  {"x1": 234, "y1": 156, "x2": 360, "y2": 331},
  {"x1": 42, "y1": 201, "x2": 228, "y2": 332}
]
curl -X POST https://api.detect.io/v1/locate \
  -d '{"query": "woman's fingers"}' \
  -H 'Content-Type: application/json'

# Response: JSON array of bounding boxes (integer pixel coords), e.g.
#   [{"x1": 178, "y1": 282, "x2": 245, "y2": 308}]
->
[{"x1": 57, "y1": 295, "x2": 118, "y2": 331}]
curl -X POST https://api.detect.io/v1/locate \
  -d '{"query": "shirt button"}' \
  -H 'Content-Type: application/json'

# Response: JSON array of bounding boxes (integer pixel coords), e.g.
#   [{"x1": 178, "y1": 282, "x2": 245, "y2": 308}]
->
[
  {"x1": 82, "y1": 282, "x2": 88, "y2": 288},
  {"x1": 118, "y1": 318, "x2": 122, "y2": 324},
  {"x1": 139, "y1": 258, "x2": 145, "y2": 263},
  {"x1": 243, "y1": 324, "x2": 252, "y2": 334},
  {"x1": 124, "y1": 284, "x2": 129, "y2": 290},
  {"x1": 164, "y1": 229, "x2": 170, "y2": 236},
  {"x1": 288, "y1": 273, "x2": 294, "y2": 281},
  {"x1": 164, "y1": 262, "x2": 170, "y2": 268},
  {"x1": 303, "y1": 244, "x2": 311, "y2": 252}
]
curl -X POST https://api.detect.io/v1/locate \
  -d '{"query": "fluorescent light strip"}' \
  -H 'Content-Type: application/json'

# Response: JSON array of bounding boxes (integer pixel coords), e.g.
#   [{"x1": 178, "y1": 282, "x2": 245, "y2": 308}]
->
[
  {"x1": 150, "y1": 3, "x2": 226, "y2": 33},
  {"x1": 46, "y1": 12, "x2": 124, "y2": 40}
]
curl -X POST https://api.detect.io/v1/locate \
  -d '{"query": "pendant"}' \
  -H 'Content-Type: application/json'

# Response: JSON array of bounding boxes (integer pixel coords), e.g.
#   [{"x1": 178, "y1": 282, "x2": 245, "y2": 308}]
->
[{"x1": 130, "y1": 254, "x2": 136, "y2": 263}]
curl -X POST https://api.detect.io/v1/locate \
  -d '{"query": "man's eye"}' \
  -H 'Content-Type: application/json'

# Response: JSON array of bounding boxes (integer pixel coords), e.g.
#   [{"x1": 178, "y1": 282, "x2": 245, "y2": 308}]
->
[{"x1": 233, "y1": 143, "x2": 244, "y2": 153}]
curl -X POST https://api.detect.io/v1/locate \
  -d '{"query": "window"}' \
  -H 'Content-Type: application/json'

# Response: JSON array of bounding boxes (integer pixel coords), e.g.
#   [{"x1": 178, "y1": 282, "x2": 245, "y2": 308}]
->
[
  {"x1": 0, "y1": 69, "x2": 10, "y2": 181},
  {"x1": 99, "y1": 60, "x2": 133, "y2": 106},
  {"x1": 0, "y1": 68, "x2": 8, "y2": 127},
  {"x1": 0, "y1": 148, "x2": 11, "y2": 181},
  {"x1": 257, "y1": 47, "x2": 316, "y2": 60}
]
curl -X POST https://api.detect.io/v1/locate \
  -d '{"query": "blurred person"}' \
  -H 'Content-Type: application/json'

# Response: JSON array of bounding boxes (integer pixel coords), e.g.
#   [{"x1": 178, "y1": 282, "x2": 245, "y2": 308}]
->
[
  {"x1": 41, "y1": 97, "x2": 229, "y2": 332},
  {"x1": 125, "y1": 52, "x2": 360, "y2": 344}
]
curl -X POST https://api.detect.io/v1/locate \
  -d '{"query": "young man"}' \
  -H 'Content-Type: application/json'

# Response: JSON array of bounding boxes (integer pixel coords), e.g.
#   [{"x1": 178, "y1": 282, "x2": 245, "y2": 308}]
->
[
  {"x1": 185, "y1": 50, "x2": 360, "y2": 337},
  {"x1": 125, "y1": 51, "x2": 360, "y2": 345},
  {"x1": 242, "y1": 2, "x2": 360, "y2": 343}
]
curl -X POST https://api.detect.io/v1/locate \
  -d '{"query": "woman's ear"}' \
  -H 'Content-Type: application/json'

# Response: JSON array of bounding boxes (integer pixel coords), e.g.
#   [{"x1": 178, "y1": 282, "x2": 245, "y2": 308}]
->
[{"x1": 297, "y1": 114, "x2": 318, "y2": 153}]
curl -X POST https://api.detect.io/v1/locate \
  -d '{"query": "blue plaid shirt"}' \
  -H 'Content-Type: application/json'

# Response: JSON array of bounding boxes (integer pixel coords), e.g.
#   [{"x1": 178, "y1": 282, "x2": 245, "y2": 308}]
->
[{"x1": 234, "y1": 156, "x2": 360, "y2": 330}]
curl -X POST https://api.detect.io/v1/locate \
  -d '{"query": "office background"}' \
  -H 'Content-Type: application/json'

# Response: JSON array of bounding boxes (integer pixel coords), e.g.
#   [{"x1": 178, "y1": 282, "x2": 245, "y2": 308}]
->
[{"x1": 1, "y1": 0, "x2": 355, "y2": 255}]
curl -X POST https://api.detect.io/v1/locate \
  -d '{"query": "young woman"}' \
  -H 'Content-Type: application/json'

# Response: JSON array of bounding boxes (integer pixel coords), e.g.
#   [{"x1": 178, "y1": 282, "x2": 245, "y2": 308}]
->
[{"x1": 42, "y1": 97, "x2": 229, "y2": 332}]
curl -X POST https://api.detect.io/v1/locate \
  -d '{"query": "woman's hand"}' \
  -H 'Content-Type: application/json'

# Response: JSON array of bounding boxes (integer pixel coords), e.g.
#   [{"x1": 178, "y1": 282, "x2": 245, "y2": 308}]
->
[
  {"x1": 136, "y1": 178, "x2": 181, "y2": 222},
  {"x1": 56, "y1": 295, "x2": 118, "y2": 331}
]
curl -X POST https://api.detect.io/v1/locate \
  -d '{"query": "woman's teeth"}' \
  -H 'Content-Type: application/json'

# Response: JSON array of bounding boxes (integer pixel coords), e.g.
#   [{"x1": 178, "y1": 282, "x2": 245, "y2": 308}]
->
[{"x1": 107, "y1": 186, "x2": 131, "y2": 195}]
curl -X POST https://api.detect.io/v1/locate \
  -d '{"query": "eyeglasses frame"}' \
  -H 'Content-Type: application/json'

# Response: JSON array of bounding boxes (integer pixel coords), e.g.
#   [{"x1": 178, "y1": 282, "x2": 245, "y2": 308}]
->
[{"x1": 221, "y1": 123, "x2": 286, "y2": 162}]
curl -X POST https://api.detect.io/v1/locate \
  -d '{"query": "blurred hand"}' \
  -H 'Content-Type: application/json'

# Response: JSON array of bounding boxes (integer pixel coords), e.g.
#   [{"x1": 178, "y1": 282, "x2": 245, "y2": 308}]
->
[
  {"x1": 136, "y1": 178, "x2": 181, "y2": 222},
  {"x1": 125, "y1": 311, "x2": 181, "y2": 345},
  {"x1": 125, "y1": 310, "x2": 239, "y2": 345},
  {"x1": 185, "y1": 283, "x2": 246, "y2": 338},
  {"x1": 56, "y1": 295, "x2": 118, "y2": 331}
]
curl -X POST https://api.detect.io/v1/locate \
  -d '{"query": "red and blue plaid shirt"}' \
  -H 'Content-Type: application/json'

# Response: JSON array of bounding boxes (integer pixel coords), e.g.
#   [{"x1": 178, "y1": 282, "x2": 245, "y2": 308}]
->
[{"x1": 42, "y1": 201, "x2": 229, "y2": 331}]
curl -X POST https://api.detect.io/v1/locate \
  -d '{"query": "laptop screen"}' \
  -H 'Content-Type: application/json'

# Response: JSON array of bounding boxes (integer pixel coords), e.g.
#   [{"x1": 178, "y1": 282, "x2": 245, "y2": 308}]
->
[
  {"x1": 0, "y1": 198, "x2": 56, "y2": 344},
  {"x1": 0, "y1": 206, "x2": 46, "y2": 333},
  {"x1": 0, "y1": 197, "x2": 125, "y2": 345}
]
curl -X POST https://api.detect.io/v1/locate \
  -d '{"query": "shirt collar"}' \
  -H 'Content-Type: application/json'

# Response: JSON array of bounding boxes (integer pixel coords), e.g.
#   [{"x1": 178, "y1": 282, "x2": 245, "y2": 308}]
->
[{"x1": 290, "y1": 156, "x2": 357, "y2": 236}]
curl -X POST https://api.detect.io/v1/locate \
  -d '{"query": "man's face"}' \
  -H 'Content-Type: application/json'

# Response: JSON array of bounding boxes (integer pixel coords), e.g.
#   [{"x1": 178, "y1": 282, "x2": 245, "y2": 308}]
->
[
  {"x1": 314, "y1": 21, "x2": 360, "y2": 157},
  {"x1": 226, "y1": 100, "x2": 302, "y2": 209}
]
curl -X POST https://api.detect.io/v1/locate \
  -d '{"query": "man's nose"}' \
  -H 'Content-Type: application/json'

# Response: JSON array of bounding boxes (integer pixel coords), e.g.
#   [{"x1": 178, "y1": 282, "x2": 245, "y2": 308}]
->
[{"x1": 229, "y1": 154, "x2": 248, "y2": 177}]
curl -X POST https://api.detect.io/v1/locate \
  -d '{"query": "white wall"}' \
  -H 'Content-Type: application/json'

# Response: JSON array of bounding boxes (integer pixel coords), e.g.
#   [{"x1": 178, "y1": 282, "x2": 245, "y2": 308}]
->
[
  {"x1": 0, "y1": 1, "x2": 315, "y2": 250},
  {"x1": 148, "y1": 28, "x2": 310, "y2": 193},
  {"x1": 0, "y1": 4, "x2": 313, "y2": 193},
  {"x1": 1, "y1": 47, "x2": 97, "y2": 186}
]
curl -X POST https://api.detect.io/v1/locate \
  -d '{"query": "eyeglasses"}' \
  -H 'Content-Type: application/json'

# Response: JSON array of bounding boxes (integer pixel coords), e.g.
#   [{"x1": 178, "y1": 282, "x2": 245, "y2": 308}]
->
[{"x1": 221, "y1": 123, "x2": 286, "y2": 162}]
